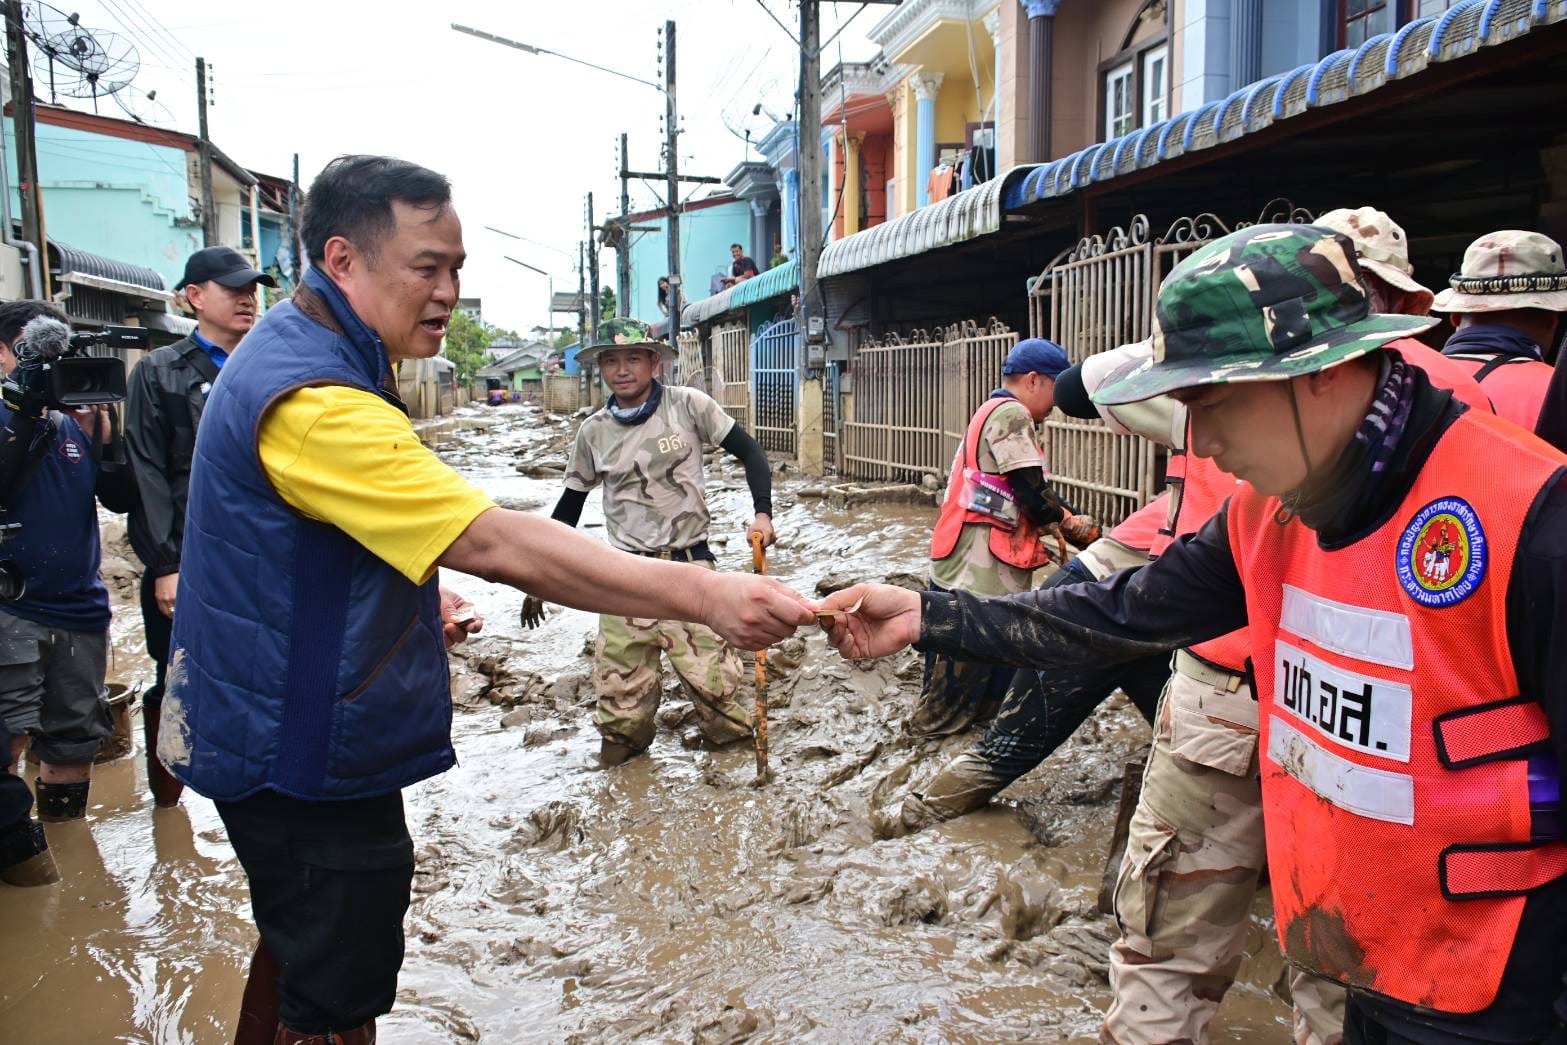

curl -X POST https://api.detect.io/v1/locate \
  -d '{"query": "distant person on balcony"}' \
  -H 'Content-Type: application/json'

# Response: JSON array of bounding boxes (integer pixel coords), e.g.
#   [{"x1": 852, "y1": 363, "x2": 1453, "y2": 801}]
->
[{"x1": 721, "y1": 243, "x2": 759, "y2": 287}]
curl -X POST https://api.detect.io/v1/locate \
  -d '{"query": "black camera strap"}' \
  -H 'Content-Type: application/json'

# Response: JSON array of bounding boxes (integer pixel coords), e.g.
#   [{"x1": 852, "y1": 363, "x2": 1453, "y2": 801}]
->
[{"x1": 0, "y1": 407, "x2": 56, "y2": 508}]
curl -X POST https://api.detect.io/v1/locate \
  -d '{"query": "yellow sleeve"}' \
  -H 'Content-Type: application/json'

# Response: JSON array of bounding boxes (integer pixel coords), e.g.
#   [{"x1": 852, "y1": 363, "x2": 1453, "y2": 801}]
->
[{"x1": 258, "y1": 385, "x2": 495, "y2": 584}]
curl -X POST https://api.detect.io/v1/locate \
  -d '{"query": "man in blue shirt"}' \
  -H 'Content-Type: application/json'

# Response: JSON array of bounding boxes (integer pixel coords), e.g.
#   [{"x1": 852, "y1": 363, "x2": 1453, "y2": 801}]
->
[
  {"x1": 0, "y1": 302, "x2": 137, "y2": 823},
  {"x1": 126, "y1": 246, "x2": 274, "y2": 806}
]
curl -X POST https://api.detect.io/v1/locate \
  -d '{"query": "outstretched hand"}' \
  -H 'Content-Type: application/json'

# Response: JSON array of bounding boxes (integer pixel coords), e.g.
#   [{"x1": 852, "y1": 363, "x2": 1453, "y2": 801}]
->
[
  {"x1": 815, "y1": 583, "x2": 923, "y2": 660},
  {"x1": 520, "y1": 595, "x2": 549, "y2": 630},
  {"x1": 440, "y1": 587, "x2": 484, "y2": 648},
  {"x1": 702, "y1": 572, "x2": 815, "y2": 651}
]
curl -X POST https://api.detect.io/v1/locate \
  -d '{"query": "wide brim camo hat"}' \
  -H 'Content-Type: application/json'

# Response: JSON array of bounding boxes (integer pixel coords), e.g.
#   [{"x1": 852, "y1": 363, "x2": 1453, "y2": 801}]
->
[
  {"x1": 574, "y1": 316, "x2": 677, "y2": 365},
  {"x1": 1092, "y1": 224, "x2": 1439, "y2": 406},
  {"x1": 1314, "y1": 206, "x2": 1434, "y2": 313},
  {"x1": 1431, "y1": 230, "x2": 1567, "y2": 314}
]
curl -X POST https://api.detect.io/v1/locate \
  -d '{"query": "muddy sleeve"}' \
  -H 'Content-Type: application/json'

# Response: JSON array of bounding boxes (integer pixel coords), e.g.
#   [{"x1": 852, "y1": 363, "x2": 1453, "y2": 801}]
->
[
  {"x1": 1002, "y1": 466, "x2": 1066, "y2": 528},
  {"x1": 917, "y1": 508, "x2": 1247, "y2": 669},
  {"x1": 719, "y1": 425, "x2": 773, "y2": 517},
  {"x1": 551, "y1": 487, "x2": 587, "y2": 528}
]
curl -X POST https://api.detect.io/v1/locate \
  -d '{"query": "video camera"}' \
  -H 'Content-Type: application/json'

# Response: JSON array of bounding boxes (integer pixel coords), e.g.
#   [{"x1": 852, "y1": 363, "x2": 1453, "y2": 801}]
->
[{"x1": 1, "y1": 318, "x2": 144, "y2": 415}]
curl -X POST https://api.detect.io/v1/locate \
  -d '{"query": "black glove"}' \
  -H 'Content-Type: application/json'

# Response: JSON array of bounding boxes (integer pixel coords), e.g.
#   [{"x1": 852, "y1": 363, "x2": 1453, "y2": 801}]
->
[{"x1": 520, "y1": 596, "x2": 550, "y2": 630}]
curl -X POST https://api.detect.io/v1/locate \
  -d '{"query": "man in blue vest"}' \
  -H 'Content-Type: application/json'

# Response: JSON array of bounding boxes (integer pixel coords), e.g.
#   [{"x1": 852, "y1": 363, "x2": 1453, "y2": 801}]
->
[{"x1": 159, "y1": 154, "x2": 814, "y2": 1045}]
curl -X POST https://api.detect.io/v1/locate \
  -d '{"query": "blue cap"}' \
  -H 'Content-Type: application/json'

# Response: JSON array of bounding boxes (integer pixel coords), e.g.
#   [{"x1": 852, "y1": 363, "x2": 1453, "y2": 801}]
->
[{"x1": 1002, "y1": 338, "x2": 1070, "y2": 379}]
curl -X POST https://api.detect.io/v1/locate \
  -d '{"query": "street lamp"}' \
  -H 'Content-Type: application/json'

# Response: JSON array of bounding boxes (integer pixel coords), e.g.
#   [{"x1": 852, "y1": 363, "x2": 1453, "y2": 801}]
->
[
  {"x1": 451, "y1": 24, "x2": 666, "y2": 95},
  {"x1": 502, "y1": 253, "x2": 561, "y2": 342}
]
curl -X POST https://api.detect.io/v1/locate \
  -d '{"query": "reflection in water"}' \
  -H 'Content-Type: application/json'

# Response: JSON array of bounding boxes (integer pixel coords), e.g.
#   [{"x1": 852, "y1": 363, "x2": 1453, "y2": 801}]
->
[{"x1": 0, "y1": 402, "x2": 1289, "y2": 1042}]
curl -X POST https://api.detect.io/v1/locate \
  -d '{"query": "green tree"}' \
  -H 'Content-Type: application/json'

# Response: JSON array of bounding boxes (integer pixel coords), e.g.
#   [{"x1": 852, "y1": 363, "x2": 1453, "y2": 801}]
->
[
  {"x1": 554, "y1": 327, "x2": 577, "y2": 349},
  {"x1": 599, "y1": 285, "x2": 616, "y2": 320},
  {"x1": 443, "y1": 311, "x2": 514, "y2": 382}
]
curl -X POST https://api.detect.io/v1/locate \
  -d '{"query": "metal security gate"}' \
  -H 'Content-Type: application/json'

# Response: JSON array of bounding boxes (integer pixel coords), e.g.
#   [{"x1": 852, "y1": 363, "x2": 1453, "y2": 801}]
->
[
  {"x1": 842, "y1": 319, "x2": 1017, "y2": 482},
  {"x1": 751, "y1": 317, "x2": 798, "y2": 456},
  {"x1": 823, "y1": 360, "x2": 843, "y2": 473},
  {"x1": 675, "y1": 329, "x2": 702, "y2": 386},
  {"x1": 713, "y1": 320, "x2": 751, "y2": 431},
  {"x1": 1026, "y1": 202, "x2": 1311, "y2": 525}
]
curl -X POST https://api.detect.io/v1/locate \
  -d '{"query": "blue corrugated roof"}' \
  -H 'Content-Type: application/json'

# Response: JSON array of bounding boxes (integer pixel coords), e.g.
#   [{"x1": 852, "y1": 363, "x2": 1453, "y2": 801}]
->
[
  {"x1": 681, "y1": 258, "x2": 798, "y2": 327},
  {"x1": 1007, "y1": 0, "x2": 1565, "y2": 210}
]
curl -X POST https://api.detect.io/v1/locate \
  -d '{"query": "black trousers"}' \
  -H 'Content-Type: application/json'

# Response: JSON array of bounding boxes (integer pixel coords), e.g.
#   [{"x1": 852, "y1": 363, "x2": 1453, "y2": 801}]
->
[
  {"x1": 139, "y1": 570, "x2": 171, "y2": 693},
  {"x1": 216, "y1": 789, "x2": 415, "y2": 1033}
]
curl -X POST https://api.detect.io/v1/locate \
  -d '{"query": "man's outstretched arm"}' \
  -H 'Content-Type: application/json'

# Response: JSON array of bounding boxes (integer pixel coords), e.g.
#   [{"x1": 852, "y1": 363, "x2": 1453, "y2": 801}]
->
[{"x1": 441, "y1": 507, "x2": 813, "y2": 650}]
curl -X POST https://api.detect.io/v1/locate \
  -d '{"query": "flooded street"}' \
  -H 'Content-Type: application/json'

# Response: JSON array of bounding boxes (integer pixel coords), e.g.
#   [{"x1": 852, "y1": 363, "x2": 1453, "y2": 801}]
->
[{"x1": 0, "y1": 402, "x2": 1293, "y2": 1042}]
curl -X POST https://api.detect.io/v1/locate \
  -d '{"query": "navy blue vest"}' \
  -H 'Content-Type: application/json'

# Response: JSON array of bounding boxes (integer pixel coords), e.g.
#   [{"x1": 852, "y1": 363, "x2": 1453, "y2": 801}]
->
[{"x1": 163, "y1": 268, "x2": 455, "y2": 801}]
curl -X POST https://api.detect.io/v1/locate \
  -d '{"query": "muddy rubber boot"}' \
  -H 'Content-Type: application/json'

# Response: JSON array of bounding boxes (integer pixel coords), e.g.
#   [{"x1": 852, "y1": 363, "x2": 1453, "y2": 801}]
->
[
  {"x1": 142, "y1": 695, "x2": 185, "y2": 807},
  {"x1": 0, "y1": 818, "x2": 60, "y2": 887},
  {"x1": 598, "y1": 738, "x2": 644, "y2": 767},
  {"x1": 234, "y1": 941, "x2": 281, "y2": 1045},
  {"x1": 34, "y1": 779, "x2": 89, "y2": 822},
  {"x1": 272, "y1": 1019, "x2": 376, "y2": 1044}
]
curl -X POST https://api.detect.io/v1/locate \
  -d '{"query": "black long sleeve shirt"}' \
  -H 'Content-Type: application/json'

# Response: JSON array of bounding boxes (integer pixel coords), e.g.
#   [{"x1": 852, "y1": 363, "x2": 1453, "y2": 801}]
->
[{"x1": 919, "y1": 376, "x2": 1567, "y2": 1042}]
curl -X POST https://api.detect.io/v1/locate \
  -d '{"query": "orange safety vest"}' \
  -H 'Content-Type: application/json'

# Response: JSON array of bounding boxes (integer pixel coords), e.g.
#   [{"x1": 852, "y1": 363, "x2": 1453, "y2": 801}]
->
[
  {"x1": 1446, "y1": 353, "x2": 1552, "y2": 431},
  {"x1": 1390, "y1": 339, "x2": 1492, "y2": 413},
  {"x1": 1106, "y1": 490, "x2": 1170, "y2": 555},
  {"x1": 1227, "y1": 408, "x2": 1567, "y2": 1013},
  {"x1": 930, "y1": 397, "x2": 1054, "y2": 571}
]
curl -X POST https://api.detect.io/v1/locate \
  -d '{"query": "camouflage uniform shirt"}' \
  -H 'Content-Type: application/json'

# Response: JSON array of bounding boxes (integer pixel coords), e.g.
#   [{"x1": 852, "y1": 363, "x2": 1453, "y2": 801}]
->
[
  {"x1": 566, "y1": 384, "x2": 735, "y2": 553},
  {"x1": 930, "y1": 397, "x2": 1047, "y2": 597}
]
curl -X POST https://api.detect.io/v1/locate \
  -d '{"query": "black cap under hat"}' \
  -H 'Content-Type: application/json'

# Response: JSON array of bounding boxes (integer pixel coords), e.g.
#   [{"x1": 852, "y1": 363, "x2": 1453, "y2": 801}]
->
[{"x1": 176, "y1": 246, "x2": 277, "y2": 291}]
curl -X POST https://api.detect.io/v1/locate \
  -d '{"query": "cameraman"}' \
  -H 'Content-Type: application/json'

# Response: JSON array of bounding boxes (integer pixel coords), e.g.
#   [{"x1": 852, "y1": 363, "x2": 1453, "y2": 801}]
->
[
  {"x1": 125, "y1": 246, "x2": 273, "y2": 806},
  {"x1": 0, "y1": 303, "x2": 136, "y2": 822}
]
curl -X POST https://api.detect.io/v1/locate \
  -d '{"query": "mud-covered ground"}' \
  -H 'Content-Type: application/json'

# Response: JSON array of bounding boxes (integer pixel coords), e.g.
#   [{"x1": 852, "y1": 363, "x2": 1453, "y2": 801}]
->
[{"x1": 0, "y1": 401, "x2": 1293, "y2": 1042}]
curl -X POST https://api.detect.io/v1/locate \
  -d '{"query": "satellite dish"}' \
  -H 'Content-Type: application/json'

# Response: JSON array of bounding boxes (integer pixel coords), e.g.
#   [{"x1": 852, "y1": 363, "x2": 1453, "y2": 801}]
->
[
  {"x1": 113, "y1": 86, "x2": 175, "y2": 127},
  {"x1": 20, "y1": 2, "x2": 140, "y2": 108}
]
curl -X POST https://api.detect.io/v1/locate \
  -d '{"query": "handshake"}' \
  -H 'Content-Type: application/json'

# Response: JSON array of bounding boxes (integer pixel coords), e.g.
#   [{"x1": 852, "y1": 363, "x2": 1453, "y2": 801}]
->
[{"x1": 522, "y1": 574, "x2": 924, "y2": 658}]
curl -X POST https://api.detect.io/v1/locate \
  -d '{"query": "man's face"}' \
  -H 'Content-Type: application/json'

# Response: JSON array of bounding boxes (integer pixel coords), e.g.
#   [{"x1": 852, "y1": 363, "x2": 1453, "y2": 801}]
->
[
  {"x1": 333, "y1": 201, "x2": 465, "y2": 361},
  {"x1": 731, "y1": 245, "x2": 743, "y2": 260},
  {"x1": 0, "y1": 339, "x2": 14, "y2": 377},
  {"x1": 598, "y1": 347, "x2": 657, "y2": 400},
  {"x1": 1175, "y1": 379, "x2": 1310, "y2": 496},
  {"x1": 185, "y1": 280, "x2": 259, "y2": 338}
]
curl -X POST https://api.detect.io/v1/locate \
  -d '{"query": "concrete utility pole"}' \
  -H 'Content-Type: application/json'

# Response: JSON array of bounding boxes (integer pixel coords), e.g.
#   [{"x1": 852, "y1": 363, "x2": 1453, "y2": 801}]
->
[
  {"x1": 663, "y1": 19, "x2": 682, "y2": 337},
  {"x1": 586, "y1": 192, "x2": 600, "y2": 345},
  {"x1": 288, "y1": 152, "x2": 300, "y2": 282},
  {"x1": 617, "y1": 133, "x2": 631, "y2": 316},
  {"x1": 196, "y1": 57, "x2": 217, "y2": 246},
  {"x1": 5, "y1": 1, "x2": 47, "y2": 298},
  {"x1": 795, "y1": 0, "x2": 826, "y2": 476}
]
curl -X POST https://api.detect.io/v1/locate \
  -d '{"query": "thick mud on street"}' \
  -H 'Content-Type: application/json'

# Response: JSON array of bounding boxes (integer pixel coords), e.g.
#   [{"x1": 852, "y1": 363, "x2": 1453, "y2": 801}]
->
[{"x1": 0, "y1": 402, "x2": 1294, "y2": 1042}]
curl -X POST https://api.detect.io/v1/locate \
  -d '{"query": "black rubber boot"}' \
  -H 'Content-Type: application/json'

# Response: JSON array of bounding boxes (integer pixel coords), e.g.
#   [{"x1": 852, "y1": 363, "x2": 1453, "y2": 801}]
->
[
  {"x1": 35, "y1": 779, "x2": 89, "y2": 822},
  {"x1": 0, "y1": 818, "x2": 60, "y2": 886},
  {"x1": 142, "y1": 693, "x2": 185, "y2": 807}
]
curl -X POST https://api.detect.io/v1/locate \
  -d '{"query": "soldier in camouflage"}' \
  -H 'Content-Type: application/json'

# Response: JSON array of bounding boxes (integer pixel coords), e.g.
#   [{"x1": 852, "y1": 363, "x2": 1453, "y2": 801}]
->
[
  {"x1": 914, "y1": 338, "x2": 1085, "y2": 737},
  {"x1": 529, "y1": 318, "x2": 781, "y2": 765}
]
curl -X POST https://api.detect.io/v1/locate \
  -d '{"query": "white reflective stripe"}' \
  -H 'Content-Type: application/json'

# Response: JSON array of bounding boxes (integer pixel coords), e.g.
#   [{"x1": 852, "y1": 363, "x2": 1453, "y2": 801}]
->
[
  {"x1": 1280, "y1": 584, "x2": 1414, "y2": 670},
  {"x1": 1274, "y1": 640, "x2": 1413, "y2": 763},
  {"x1": 1268, "y1": 715, "x2": 1415, "y2": 826}
]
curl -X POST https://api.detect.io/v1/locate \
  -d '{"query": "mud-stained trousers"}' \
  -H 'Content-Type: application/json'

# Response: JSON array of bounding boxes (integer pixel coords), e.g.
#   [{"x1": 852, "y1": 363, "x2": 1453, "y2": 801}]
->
[
  {"x1": 592, "y1": 566, "x2": 751, "y2": 751},
  {"x1": 1103, "y1": 651, "x2": 1346, "y2": 1045}
]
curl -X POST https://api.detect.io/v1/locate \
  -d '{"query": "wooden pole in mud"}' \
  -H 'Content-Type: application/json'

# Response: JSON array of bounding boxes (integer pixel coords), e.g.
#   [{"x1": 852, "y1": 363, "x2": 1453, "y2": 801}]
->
[{"x1": 750, "y1": 532, "x2": 771, "y2": 784}]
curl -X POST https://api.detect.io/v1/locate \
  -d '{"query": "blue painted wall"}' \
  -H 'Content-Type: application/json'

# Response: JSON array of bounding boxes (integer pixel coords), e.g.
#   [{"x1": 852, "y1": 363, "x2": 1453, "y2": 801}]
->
[
  {"x1": 6, "y1": 121, "x2": 199, "y2": 291},
  {"x1": 628, "y1": 197, "x2": 753, "y2": 323}
]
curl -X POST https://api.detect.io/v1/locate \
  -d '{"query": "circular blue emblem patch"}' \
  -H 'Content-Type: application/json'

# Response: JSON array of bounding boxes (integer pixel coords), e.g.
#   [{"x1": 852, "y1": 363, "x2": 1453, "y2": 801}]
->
[{"x1": 1395, "y1": 496, "x2": 1486, "y2": 607}]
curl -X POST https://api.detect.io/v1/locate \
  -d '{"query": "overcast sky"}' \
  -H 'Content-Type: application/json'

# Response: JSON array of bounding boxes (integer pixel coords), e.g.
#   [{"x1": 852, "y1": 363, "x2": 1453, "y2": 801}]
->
[{"x1": 50, "y1": 1, "x2": 881, "y2": 335}]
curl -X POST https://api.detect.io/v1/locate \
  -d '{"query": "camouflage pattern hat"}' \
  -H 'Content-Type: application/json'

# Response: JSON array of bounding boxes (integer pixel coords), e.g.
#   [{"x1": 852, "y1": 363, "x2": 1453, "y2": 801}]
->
[
  {"x1": 1092, "y1": 224, "x2": 1439, "y2": 406},
  {"x1": 1315, "y1": 206, "x2": 1434, "y2": 313},
  {"x1": 1431, "y1": 230, "x2": 1567, "y2": 314},
  {"x1": 575, "y1": 316, "x2": 677, "y2": 364}
]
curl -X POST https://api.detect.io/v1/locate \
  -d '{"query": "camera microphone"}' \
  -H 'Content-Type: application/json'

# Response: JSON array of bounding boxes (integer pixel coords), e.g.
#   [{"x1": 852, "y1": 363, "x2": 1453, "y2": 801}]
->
[{"x1": 14, "y1": 315, "x2": 70, "y2": 365}]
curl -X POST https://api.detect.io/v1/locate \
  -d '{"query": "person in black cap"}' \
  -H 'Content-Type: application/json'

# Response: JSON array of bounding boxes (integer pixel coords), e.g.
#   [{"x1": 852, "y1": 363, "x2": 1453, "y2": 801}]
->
[{"x1": 125, "y1": 245, "x2": 275, "y2": 807}]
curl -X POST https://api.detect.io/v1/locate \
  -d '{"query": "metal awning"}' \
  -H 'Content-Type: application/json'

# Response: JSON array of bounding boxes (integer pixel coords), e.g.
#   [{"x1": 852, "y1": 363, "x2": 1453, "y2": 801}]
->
[
  {"x1": 1007, "y1": 0, "x2": 1565, "y2": 209},
  {"x1": 48, "y1": 240, "x2": 172, "y2": 306},
  {"x1": 817, "y1": 166, "x2": 1039, "y2": 280},
  {"x1": 681, "y1": 258, "x2": 799, "y2": 327}
]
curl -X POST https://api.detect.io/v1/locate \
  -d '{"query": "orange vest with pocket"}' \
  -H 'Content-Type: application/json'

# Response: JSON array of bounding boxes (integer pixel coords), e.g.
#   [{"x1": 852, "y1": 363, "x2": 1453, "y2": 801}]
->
[
  {"x1": 930, "y1": 397, "x2": 1054, "y2": 571},
  {"x1": 1227, "y1": 408, "x2": 1567, "y2": 1013}
]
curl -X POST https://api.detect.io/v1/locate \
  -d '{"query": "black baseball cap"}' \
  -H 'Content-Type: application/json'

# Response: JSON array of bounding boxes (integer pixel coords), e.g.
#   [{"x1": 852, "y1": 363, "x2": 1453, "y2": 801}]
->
[{"x1": 176, "y1": 246, "x2": 276, "y2": 291}]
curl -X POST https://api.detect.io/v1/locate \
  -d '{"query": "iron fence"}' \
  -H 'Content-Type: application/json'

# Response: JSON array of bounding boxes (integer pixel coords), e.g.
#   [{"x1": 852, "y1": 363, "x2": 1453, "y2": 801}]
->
[
  {"x1": 751, "y1": 317, "x2": 798, "y2": 456},
  {"x1": 714, "y1": 320, "x2": 751, "y2": 432}
]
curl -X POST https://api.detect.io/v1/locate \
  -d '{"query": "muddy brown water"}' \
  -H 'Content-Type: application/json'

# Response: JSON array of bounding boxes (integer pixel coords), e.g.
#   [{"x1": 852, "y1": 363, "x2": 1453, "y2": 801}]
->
[{"x1": 0, "y1": 402, "x2": 1293, "y2": 1042}]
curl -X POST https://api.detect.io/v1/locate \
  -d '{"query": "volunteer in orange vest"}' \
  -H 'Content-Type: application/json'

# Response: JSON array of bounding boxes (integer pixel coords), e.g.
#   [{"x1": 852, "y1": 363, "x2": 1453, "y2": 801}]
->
[
  {"x1": 818, "y1": 224, "x2": 1567, "y2": 1045},
  {"x1": 1435, "y1": 230, "x2": 1564, "y2": 430},
  {"x1": 915, "y1": 338, "x2": 1077, "y2": 737}
]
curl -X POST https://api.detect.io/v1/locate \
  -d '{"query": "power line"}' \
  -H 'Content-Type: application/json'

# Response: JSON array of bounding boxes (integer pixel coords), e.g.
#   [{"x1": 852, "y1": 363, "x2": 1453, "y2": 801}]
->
[
  {"x1": 97, "y1": 0, "x2": 190, "y2": 79},
  {"x1": 751, "y1": 0, "x2": 799, "y2": 47},
  {"x1": 120, "y1": 0, "x2": 197, "y2": 62}
]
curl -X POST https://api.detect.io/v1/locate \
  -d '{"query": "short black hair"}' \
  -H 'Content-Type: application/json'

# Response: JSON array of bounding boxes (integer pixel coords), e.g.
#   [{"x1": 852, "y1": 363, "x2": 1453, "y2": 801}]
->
[
  {"x1": 301, "y1": 155, "x2": 452, "y2": 266},
  {"x1": 730, "y1": 243, "x2": 744, "y2": 252},
  {"x1": 0, "y1": 299, "x2": 67, "y2": 347}
]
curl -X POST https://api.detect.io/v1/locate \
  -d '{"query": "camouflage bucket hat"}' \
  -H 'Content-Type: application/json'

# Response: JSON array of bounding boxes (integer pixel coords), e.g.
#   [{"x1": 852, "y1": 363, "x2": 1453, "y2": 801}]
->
[
  {"x1": 1092, "y1": 224, "x2": 1439, "y2": 406},
  {"x1": 1430, "y1": 230, "x2": 1567, "y2": 314},
  {"x1": 574, "y1": 316, "x2": 677, "y2": 365},
  {"x1": 1314, "y1": 206, "x2": 1434, "y2": 312}
]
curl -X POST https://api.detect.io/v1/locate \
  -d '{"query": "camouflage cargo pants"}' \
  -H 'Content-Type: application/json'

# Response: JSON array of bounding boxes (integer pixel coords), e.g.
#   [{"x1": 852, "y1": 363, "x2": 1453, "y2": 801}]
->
[
  {"x1": 592, "y1": 594, "x2": 750, "y2": 752},
  {"x1": 1103, "y1": 652, "x2": 1345, "y2": 1045}
]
